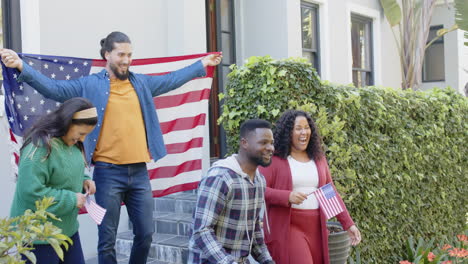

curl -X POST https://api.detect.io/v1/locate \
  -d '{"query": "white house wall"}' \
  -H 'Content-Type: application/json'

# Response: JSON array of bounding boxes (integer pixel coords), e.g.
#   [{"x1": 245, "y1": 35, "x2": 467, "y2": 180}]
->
[
  {"x1": 239, "y1": 0, "x2": 291, "y2": 59},
  {"x1": 236, "y1": 0, "x2": 402, "y2": 88}
]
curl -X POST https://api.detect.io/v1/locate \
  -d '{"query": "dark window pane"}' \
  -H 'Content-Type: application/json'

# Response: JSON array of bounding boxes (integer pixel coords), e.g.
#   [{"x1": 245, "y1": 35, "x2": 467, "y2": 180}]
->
[
  {"x1": 351, "y1": 22, "x2": 361, "y2": 69},
  {"x1": 220, "y1": 0, "x2": 231, "y2": 32},
  {"x1": 221, "y1": 32, "x2": 232, "y2": 64},
  {"x1": 0, "y1": 3, "x2": 3, "y2": 48},
  {"x1": 423, "y1": 43, "x2": 445, "y2": 81},
  {"x1": 302, "y1": 51, "x2": 316, "y2": 68},
  {"x1": 427, "y1": 26, "x2": 443, "y2": 42},
  {"x1": 301, "y1": 2, "x2": 320, "y2": 75},
  {"x1": 301, "y1": 5, "x2": 317, "y2": 50},
  {"x1": 352, "y1": 70, "x2": 371, "y2": 87},
  {"x1": 351, "y1": 19, "x2": 370, "y2": 69},
  {"x1": 351, "y1": 14, "x2": 373, "y2": 87},
  {"x1": 220, "y1": 65, "x2": 231, "y2": 93},
  {"x1": 423, "y1": 26, "x2": 445, "y2": 82}
]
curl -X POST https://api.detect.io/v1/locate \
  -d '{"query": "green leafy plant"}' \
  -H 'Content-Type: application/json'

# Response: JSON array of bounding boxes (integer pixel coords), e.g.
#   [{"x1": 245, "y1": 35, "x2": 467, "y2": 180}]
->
[
  {"x1": 218, "y1": 55, "x2": 321, "y2": 153},
  {"x1": 0, "y1": 197, "x2": 72, "y2": 264},
  {"x1": 218, "y1": 56, "x2": 468, "y2": 262}
]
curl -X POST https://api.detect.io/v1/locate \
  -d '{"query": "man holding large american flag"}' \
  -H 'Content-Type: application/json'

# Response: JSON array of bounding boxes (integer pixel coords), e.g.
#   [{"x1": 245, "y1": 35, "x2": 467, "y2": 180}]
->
[{"x1": 0, "y1": 31, "x2": 222, "y2": 264}]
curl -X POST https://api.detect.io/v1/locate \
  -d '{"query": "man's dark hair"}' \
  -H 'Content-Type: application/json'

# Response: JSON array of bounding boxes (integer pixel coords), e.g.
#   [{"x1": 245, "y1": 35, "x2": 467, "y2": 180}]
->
[
  {"x1": 239, "y1": 119, "x2": 271, "y2": 139},
  {"x1": 99, "y1": 31, "x2": 131, "y2": 60}
]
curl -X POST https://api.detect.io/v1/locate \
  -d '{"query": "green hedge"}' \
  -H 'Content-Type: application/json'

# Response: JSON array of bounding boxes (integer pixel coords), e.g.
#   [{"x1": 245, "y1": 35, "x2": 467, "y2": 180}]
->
[{"x1": 218, "y1": 56, "x2": 468, "y2": 262}]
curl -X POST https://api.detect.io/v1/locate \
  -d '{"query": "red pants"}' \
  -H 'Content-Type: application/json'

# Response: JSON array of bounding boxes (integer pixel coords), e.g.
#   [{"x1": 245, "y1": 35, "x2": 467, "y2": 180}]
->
[{"x1": 289, "y1": 208, "x2": 323, "y2": 264}]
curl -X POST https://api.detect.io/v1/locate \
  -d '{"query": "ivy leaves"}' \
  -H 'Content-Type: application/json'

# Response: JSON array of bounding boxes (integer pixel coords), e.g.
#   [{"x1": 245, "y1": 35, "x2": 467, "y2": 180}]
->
[{"x1": 218, "y1": 56, "x2": 468, "y2": 262}]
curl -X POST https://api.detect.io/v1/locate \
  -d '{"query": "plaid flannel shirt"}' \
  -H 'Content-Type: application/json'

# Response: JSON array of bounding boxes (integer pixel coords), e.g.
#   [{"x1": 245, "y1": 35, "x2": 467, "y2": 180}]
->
[{"x1": 188, "y1": 156, "x2": 274, "y2": 264}]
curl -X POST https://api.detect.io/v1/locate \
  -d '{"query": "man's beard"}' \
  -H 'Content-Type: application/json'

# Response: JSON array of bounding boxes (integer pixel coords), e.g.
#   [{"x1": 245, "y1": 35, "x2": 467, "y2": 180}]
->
[
  {"x1": 249, "y1": 153, "x2": 272, "y2": 167},
  {"x1": 110, "y1": 63, "x2": 130, "y2": 80}
]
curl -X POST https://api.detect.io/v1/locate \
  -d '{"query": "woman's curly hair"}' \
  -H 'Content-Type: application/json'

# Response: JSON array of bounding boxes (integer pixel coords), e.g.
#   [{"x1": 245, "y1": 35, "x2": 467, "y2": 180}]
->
[{"x1": 273, "y1": 110, "x2": 324, "y2": 160}]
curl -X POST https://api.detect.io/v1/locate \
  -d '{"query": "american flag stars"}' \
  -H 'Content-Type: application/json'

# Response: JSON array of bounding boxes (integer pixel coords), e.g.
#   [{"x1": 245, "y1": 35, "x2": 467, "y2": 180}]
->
[{"x1": 3, "y1": 54, "x2": 93, "y2": 134}]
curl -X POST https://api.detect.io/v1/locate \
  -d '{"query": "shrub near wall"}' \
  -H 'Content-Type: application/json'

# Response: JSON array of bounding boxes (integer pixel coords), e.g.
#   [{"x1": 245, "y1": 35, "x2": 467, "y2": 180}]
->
[{"x1": 218, "y1": 56, "x2": 468, "y2": 263}]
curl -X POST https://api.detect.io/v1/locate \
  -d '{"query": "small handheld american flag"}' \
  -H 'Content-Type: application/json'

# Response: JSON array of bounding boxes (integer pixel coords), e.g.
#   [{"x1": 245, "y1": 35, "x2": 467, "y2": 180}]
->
[
  {"x1": 313, "y1": 183, "x2": 344, "y2": 220},
  {"x1": 85, "y1": 196, "x2": 106, "y2": 225}
]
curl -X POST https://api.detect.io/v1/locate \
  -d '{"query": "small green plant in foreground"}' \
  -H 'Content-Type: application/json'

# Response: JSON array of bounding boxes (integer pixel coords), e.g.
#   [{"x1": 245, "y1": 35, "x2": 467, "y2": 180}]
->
[{"x1": 0, "y1": 197, "x2": 72, "y2": 264}]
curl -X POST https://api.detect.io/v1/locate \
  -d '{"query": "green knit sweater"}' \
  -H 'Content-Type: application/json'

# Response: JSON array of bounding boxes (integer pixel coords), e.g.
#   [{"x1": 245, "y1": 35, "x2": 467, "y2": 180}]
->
[{"x1": 10, "y1": 138, "x2": 91, "y2": 244}]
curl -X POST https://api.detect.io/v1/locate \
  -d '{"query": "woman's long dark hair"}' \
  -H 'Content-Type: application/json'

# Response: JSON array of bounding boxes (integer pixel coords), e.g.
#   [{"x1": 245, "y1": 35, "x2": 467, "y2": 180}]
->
[
  {"x1": 21, "y1": 97, "x2": 98, "y2": 159},
  {"x1": 273, "y1": 110, "x2": 324, "y2": 160}
]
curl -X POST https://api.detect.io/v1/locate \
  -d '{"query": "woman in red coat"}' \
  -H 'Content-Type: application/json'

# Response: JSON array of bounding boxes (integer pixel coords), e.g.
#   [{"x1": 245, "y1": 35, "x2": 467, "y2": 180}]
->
[{"x1": 259, "y1": 110, "x2": 361, "y2": 264}]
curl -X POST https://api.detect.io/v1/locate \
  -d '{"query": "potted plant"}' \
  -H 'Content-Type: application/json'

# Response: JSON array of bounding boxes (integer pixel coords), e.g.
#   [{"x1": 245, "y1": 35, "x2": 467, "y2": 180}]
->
[{"x1": 328, "y1": 221, "x2": 352, "y2": 264}]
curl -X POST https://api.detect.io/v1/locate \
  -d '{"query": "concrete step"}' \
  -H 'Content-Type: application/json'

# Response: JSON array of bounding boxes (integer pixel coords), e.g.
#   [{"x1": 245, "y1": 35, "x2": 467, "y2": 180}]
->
[
  {"x1": 116, "y1": 191, "x2": 196, "y2": 263},
  {"x1": 154, "y1": 192, "x2": 197, "y2": 215},
  {"x1": 116, "y1": 231, "x2": 189, "y2": 264},
  {"x1": 85, "y1": 254, "x2": 169, "y2": 264},
  {"x1": 154, "y1": 212, "x2": 192, "y2": 237}
]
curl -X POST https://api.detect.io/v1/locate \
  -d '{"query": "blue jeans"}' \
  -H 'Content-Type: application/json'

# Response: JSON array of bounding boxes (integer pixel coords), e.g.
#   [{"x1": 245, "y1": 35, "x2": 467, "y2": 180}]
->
[
  {"x1": 22, "y1": 232, "x2": 84, "y2": 264},
  {"x1": 93, "y1": 162, "x2": 154, "y2": 264}
]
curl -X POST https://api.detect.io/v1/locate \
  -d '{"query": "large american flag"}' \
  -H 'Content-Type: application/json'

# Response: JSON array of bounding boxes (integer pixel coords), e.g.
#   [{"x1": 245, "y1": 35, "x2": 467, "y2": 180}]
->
[
  {"x1": 2, "y1": 52, "x2": 216, "y2": 197},
  {"x1": 313, "y1": 183, "x2": 344, "y2": 220}
]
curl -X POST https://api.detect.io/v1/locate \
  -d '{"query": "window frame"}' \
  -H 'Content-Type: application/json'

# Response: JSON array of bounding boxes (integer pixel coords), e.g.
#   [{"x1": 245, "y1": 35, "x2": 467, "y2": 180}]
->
[
  {"x1": 300, "y1": 1, "x2": 320, "y2": 75},
  {"x1": 422, "y1": 25, "x2": 445, "y2": 83},
  {"x1": 1, "y1": 0, "x2": 22, "y2": 51},
  {"x1": 1, "y1": 0, "x2": 22, "y2": 94},
  {"x1": 206, "y1": 0, "x2": 236, "y2": 158},
  {"x1": 350, "y1": 13, "x2": 374, "y2": 87}
]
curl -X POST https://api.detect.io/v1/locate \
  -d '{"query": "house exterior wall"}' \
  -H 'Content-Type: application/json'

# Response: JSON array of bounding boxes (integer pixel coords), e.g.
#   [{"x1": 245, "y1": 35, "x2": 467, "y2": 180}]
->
[
  {"x1": 235, "y1": 0, "x2": 402, "y2": 88},
  {"x1": 420, "y1": 3, "x2": 467, "y2": 95}
]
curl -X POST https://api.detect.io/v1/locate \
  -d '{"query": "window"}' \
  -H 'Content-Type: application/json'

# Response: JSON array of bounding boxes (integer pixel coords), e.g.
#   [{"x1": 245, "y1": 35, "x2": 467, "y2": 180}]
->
[
  {"x1": 206, "y1": 0, "x2": 236, "y2": 157},
  {"x1": 422, "y1": 25, "x2": 445, "y2": 82},
  {"x1": 301, "y1": 2, "x2": 320, "y2": 74},
  {"x1": 0, "y1": 0, "x2": 22, "y2": 92},
  {"x1": 351, "y1": 14, "x2": 373, "y2": 87}
]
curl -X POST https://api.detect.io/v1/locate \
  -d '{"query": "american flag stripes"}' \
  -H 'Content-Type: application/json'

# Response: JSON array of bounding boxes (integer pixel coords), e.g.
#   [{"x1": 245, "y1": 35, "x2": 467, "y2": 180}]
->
[
  {"x1": 85, "y1": 196, "x2": 106, "y2": 225},
  {"x1": 2, "y1": 52, "x2": 215, "y2": 198},
  {"x1": 313, "y1": 183, "x2": 344, "y2": 220}
]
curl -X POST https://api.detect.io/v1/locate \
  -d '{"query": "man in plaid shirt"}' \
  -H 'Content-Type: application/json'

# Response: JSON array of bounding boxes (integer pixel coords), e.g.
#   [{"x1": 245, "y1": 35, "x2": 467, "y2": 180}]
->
[{"x1": 188, "y1": 119, "x2": 276, "y2": 264}]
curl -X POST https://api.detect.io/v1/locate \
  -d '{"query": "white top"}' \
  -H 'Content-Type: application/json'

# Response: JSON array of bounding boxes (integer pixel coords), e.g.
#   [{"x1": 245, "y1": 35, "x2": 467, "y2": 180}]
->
[{"x1": 288, "y1": 155, "x2": 319, "y2": 209}]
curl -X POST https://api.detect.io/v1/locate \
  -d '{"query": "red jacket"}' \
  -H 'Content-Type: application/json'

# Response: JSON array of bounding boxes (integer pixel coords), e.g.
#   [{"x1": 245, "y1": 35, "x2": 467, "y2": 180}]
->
[{"x1": 259, "y1": 155, "x2": 355, "y2": 264}]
